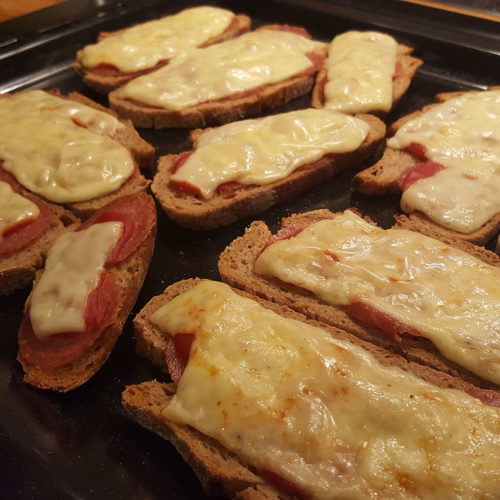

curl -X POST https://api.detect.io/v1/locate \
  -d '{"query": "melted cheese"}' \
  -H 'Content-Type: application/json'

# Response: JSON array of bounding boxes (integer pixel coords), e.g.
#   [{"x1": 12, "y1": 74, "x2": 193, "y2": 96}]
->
[
  {"x1": 151, "y1": 280, "x2": 500, "y2": 499},
  {"x1": 78, "y1": 7, "x2": 234, "y2": 73},
  {"x1": 401, "y1": 167, "x2": 500, "y2": 233},
  {"x1": 323, "y1": 31, "x2": 397, "y2": 113},
  {"x1": 0, "y1": 181, "x2": 39, "y2": 238},
  {"x1": 255, "y1": 211, "x2": 500, "y2": 385},
  {"x1": 0, "y1": 90, "x2": 134, "y2": 203},
  {"x1": 29, "y1": 221, "x2": 122, "y2": 339},
  {"x1": 388, "y1": 90, "x2": 500, "y2": 232},
  {"x1": 171, "y1": 109, "x2": 369, "y2": 199},
  {"x1": 116, "y1": 30, "x2": 325, "y2": 111}
]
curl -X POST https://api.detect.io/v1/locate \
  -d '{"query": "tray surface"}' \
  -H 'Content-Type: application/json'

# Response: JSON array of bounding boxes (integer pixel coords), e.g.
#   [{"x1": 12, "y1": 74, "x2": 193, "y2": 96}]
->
[{"x1": 1, "y1": 1, "x2": 499, "y2": 498}]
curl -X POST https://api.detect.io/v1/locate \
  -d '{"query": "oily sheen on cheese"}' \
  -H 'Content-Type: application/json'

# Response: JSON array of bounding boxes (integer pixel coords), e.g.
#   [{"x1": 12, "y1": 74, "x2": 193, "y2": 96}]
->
[
  {"x1": 323, "y1": 31, "x2": 397, "y2": 113},
  {"x1": 116, "y1": 30, "x2": 325, "y2": 111},
  {"x1": 0, "y1": 91, "x2": 133, "y2": 203},
  {"x1": 171, "y1": 109, "x2": 369, "y2": 199},
  {"x1": 388, "y1": 89, "x2": 500, "y2": 233},
  {"x1": 0, "y1": 181, "x2": 40, "y2": 238},
  {"x1": 78, "y1": 7, "x2": 234, "y2": 73},
  {"x1": 29, "y1": 221, "x2": 123, "y2": 339},
  {"x1": 255, "y1": 211, "x2": 500, "y2": 385},
  {"x1": 151, "y1": 281, "x2": 500, "y2": 499}
]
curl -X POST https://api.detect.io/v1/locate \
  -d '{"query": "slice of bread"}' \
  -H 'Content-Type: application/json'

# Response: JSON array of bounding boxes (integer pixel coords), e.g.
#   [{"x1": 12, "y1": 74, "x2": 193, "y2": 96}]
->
[
  {"x1": 151, "y1": 113, "x2": 385, "y2": 230},
  {"x1": 311, "y1": 41, "x2": 423, "y2": 115},
  {"x1": 108, "y1": 26, "x2": 328, "y2": 129},
  {"x1": 74, "y1": 14, "x2": 251, "y2": 95},
  {"x1": 126, "y1": 278, "x2": 500, "y2": 499},
  {"x1": 17, "y1": 192, "x2": 157, "y2": 392},
  {"x1": 352, "y1": 89, "x2": 500, "y2": 244},
  {"x1": 218, "y1": 209, "x2": 500, "y2": 390},
  {"x1": 0, "y1": 199, "x2": 79, "y2": 295}
]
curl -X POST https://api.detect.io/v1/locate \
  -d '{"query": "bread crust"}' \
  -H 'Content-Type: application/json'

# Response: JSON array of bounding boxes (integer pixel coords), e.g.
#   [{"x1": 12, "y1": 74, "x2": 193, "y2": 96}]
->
[
  {"x1": 0, "y1": 200, "x2": 80, "y2": 295},
  {"x1": 108, "y1": 26, "x2": 328, "y2": 129},
  {"x1": 151, "y1": 113, "x2": 385, "y2": 230},
  {"x1": 311, "y1": 42, "x2": 423, "y2": 115},
  {"x1": 218, "y1": 209, "x2": 500, "y2": 390},
  {"x1": 17, "y1": 193, "x2": 157, "y2": 392},
  {"x1": 127, "y1": 277, "x2": 500, "y2": 498},
  {"x1": 352, "y1": 89, "x2": 500, "y2": 244},
  {"x1": 74, "y1": 14, "x2": 251, "y2": 95}
]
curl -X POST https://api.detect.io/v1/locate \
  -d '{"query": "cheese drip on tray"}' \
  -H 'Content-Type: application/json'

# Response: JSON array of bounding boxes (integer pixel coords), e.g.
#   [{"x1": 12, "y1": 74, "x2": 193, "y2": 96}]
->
[{"x1": 151, "y1": 280, "x2": 500, "y2": 499}]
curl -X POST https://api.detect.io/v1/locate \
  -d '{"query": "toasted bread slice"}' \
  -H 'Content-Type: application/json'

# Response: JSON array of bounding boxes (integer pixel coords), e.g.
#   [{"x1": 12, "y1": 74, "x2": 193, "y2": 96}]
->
[
  {"x1": 151, "y1": 113, "x2": 385, "y2": 230},
  {"x1": 218, "y1": 209, "x2": 500, "y2": 390},
  {"x1": 126, "y1": 278, "x2": 500, "y2": 499},
  {"x1": 74, "y1": 13, "x2": 251, "y2": 95},
  {"x1": 17, "y1": 192, "x2": 157, "y2": 392},
  {"x1": 312, "y1": 41, "x2": 423, "y2": 115},
  {"x1": 352, "y1": 89, "x2": 500, "y2": 244},
  {"x1": 108, "y1": 26, "x2": 328, "y2": 129}
]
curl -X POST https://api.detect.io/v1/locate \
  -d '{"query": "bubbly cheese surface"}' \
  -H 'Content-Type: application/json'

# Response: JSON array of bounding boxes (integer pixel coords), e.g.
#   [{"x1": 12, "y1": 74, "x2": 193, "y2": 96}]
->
[
  {"x1": 29, "y1": 221, "x2": 122, "y2": 339},
  {"x1": 152, "y1": 280, "x2": 500, "y2": 499},
  {"x1": 255, "y1": 210, "x2": 500, "y2": 385},
  {"x1": 0, "y1": 91, "x2": 134, "y2": 203},
  {"x1": 116, "y1": 30, "x2": 325, "y2": 111},
  {"x1": 78, "y1": 7, "x2": 234, "y2": 73},
  {"x1": 171, "y1": 109, "x2": 369, "y2": 199},
  {"x1": 0, "y1": 181, "x2": 40, "y2": 238},
  {"x1": 388, "y1": 90, "x2": 500, "y2": 232},
  {"x1": 323, "y1": 31, "x2": 397, "y2": 113}
]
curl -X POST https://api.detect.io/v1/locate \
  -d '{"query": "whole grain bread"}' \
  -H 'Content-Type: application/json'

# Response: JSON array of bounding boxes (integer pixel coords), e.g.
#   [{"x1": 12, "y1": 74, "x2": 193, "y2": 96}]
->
[
  {"x1": 74, "y1": 14, "x2": 251, "y2": 95},
  {"x1": 17, "y1": 192, "x2": 157, "y2": 392},
  {"x1": 126, "y1": 277, "x2": 500, "y2": 499},
  {"x1": 218, "y1": 209, "x2": 500, "y2": 390},
  {"x1": 151, "y1": 113, "x2": 385, "y2": 230},
  {"x1": 352, "y1": 89, "x2": 500, "y2": 244},
  {"x1": 108, "y1": 26, "x2": 328, "y2": 129},
  {"x1": 311, "y1": 42, "x2": 423, "y2": 115},
  {"x1": 0, "y1": 200, "x2": 79, "y2": 295}
]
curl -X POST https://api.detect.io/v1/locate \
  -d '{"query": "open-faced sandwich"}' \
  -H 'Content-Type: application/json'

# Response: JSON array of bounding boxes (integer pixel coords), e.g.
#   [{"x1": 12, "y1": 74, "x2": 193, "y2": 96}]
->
[
  {"x1": 312, "y1": 30, "x2": 422, "y2": 115},
  {"x1": 353, "y1": 88, "x2": 500, "y2": 245},
  {"x1": 152, "y1": 108, "x2": 385, "y2": 229},
  {"x1": 219, "y1": 208, "x2": 500, "y2": 390},
  {"x1": 74, "y1": 6, "x2": 251, "y2": 94},
  {"x1": 0, "y1": 89, "x2": 154, "y2": 218},
  {"x1": 124, "y1": 278, "x2": 500, "y2": 499},
  {"x1": 17, "y1": 192, "x2": 157, "y2": 392},
  {"x1": 109, "y1": 25, "x2": 328, "y2": 129}
]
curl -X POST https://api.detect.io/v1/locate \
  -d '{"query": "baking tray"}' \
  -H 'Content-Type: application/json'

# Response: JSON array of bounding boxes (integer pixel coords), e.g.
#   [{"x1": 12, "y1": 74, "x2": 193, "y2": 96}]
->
[{"x1": 1, "y1": 1, "x2": 499, "y2": 498}]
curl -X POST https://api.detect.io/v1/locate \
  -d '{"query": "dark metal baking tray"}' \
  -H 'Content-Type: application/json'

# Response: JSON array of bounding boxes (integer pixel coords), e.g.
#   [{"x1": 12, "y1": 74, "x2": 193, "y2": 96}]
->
[{"x1": 1, "y1": 1, "x2": 499, "y2": 498}]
